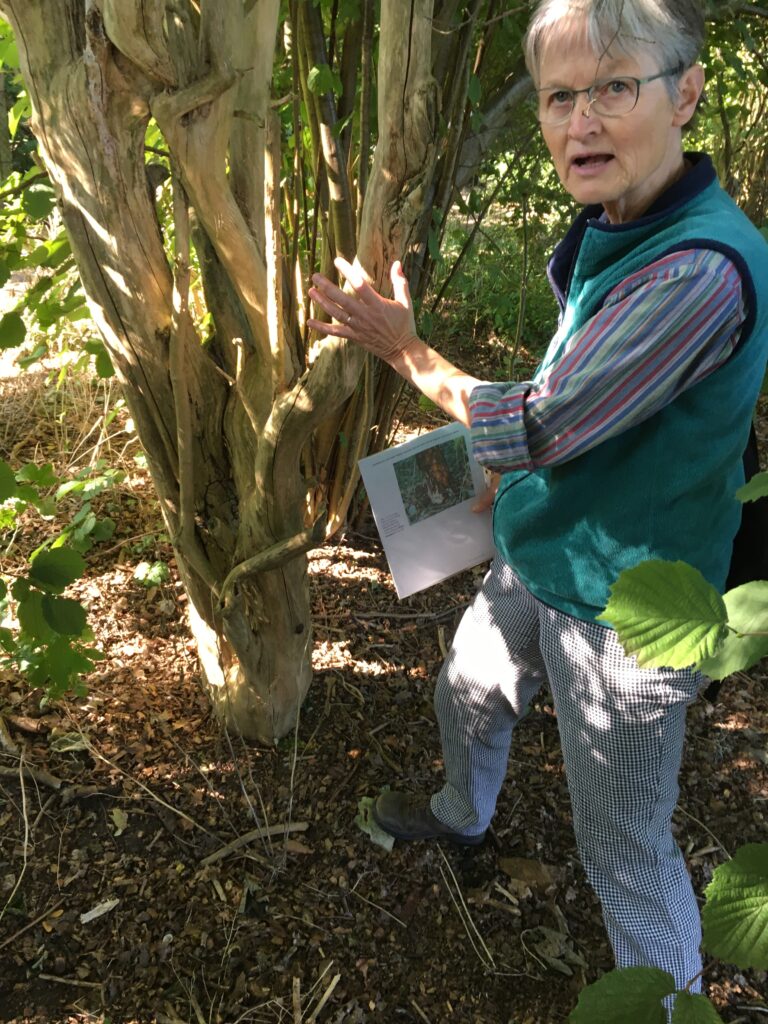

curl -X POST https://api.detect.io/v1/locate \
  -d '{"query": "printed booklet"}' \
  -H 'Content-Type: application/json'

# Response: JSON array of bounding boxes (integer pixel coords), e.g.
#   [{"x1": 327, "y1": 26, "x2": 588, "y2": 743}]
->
[{"x1": 358, "y1": 422, "x2": 495, "y2": 598}]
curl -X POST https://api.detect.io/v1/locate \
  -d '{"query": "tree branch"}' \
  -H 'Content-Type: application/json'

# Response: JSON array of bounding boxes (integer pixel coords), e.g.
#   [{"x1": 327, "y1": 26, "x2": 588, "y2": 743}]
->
[
  {"x1": 455, "y1": 70, "x2": 532, "y2": 190},
  {"x1": 102, "y1": 0, "x2": 177, "y2": 86},
  {"x1": 219, "y1": 510, "x2": 327, "y2": 606},
  {"x1": 168, "y1": 166, "x2": 220, "y2": 595}
]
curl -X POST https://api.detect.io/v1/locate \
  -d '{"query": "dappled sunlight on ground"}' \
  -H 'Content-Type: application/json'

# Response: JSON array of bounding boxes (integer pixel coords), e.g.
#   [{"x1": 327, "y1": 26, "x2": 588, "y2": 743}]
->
[{"x1": 1, "y1": 340, "x2": 768, "y2": 1022}]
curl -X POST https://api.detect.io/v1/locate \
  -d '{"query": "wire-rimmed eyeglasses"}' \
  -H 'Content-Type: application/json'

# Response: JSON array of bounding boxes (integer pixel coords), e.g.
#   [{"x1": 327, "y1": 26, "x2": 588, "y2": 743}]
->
[{"x1": 532, "y1": 64, "x2": 685, "y2": 125}]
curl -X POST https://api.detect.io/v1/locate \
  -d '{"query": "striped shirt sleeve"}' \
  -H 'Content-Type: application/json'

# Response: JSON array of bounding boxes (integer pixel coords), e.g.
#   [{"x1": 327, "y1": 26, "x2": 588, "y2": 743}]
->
[{"x1": 468, "y1": 248, "x2": 745, "y2": 472}]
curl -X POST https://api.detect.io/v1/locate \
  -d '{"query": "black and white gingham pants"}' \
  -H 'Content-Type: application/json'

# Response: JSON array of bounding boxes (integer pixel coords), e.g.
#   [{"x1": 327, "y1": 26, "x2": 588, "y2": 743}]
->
[{"x1": 430, "y1": 557, "x2": 703, "y2": 989}]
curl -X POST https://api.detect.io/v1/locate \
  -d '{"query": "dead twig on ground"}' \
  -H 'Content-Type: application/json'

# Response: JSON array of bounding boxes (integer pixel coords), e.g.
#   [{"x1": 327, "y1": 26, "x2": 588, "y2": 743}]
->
[
  {"x1": 64, "y1": 714, "x2": 213, "y2": 838},
  {"x1": 437, "y1": 846, "x2": 496, "y2": 972},
  {"x1": 411, "y1": 1000, "x2": 433, "y2": 1024},
  {"x1": 349, "y1": 879, "x2": 406, "y2": 928},
  {"x1": 37, "y1": 974, "x2": 103, "y2": 990},
  {"x1": 0, "y1": 763, "x2": 63, "y2": 789},
  {"x1": 306, "y1": 971, "x2": 341, "y2": 1023},
  {"x1": 0, "y1": 715, "x2": 20, "y2": 754},
  {"x1": 292, "y1": 976, "x2": 302, "y2": 1024},
  {"x1": 200, "y1": 821, "x2": 310, "y2": 867},
  {"x1": 354, "y1": 605, "x2": 467, "y2": 622},
  {"x1": 0, "y1": 896, "x2": 66, "y2": 952}
]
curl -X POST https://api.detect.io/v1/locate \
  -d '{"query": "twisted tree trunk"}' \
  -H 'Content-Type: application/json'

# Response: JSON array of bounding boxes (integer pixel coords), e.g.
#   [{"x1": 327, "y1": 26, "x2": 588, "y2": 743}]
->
[{"x1": 1, "y1": 0, "x2": 443, "y2": 741}]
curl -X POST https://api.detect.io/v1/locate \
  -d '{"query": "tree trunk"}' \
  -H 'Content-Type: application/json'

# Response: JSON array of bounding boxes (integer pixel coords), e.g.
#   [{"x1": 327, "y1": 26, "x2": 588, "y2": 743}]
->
[{"x1": 0, "y1": 0, "x2": 443, "y2": 742}]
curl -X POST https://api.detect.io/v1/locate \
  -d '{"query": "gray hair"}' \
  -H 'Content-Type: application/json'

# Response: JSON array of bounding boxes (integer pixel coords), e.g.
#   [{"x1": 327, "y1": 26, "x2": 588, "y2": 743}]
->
[{"x1": 523, "y1": 0, "x2": 706, "y2": 87}]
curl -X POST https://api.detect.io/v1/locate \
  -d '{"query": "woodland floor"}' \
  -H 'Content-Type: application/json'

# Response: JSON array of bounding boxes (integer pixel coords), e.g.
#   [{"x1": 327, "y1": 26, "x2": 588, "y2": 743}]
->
[{"x1": 0, "y1": 339, "x2": 767, "y2": 1024}]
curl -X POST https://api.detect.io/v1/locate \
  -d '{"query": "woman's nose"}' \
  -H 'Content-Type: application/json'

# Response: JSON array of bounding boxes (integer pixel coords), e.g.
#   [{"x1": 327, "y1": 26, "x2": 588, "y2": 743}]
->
[{"x1": 568, "y1": 92, "x2": 600, "y2": 134}]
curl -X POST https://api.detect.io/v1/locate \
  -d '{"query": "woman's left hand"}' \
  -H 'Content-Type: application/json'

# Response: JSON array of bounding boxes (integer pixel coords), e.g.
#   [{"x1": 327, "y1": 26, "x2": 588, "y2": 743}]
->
[{"x1": 307, "y1": 257, "x2": 419, "y2": 364}]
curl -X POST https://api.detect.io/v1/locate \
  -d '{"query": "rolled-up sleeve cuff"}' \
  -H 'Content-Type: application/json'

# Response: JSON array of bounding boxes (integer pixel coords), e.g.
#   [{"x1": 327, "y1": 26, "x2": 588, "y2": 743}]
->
[{"x1": 468, "y1": 382, "x2": 534, "y2": 472}]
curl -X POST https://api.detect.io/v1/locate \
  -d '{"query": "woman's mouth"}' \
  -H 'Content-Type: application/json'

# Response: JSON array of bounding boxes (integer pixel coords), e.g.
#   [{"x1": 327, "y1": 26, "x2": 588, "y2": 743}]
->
[{"x1": 571, "y1": 154, "x2": 614, "y2": 175}]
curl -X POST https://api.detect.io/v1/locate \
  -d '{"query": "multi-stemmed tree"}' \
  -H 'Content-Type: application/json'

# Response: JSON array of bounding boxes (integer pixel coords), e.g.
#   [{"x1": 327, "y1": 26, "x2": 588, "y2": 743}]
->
[{"x1": 0, "y1": 0, "x2": 535, "y2": 741}]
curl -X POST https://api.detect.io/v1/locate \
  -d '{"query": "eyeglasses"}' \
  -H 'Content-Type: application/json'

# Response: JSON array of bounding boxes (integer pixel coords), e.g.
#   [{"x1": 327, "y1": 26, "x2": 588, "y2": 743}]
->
[{"x1": 532, "y1": 64, "x2": 685, "y2": 125}]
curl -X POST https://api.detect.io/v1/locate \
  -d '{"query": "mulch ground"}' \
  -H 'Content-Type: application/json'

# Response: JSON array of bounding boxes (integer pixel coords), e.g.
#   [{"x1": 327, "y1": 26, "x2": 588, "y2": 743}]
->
[{"x1": 1, "y1": 363, "x2": 767, "y2": 1024}]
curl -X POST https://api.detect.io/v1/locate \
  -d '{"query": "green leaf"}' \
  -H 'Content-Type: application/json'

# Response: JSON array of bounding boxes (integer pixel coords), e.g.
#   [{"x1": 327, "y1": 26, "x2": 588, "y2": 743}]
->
[
  {"x1": 698, "y1": 581, "x2": 768, "y2": 679},
  {"x1": 16, "y1": 462, "x2": 58, "y2": 488},
  {"x1": 9, "y1": 93, "x2": 30, "y2": 139},
  {"x1": 27, "y1": 636, "x2": 94, "y2": 695},
  {"x1": 0, "y1": 312, "x2": 26, "y2": 350},
  {"x1": 598, "y1": 560, "x2": 729, "y2": 669},
  {"x1": 14, "y1": 484, "x2": 39, "y2": 504},
  {"x1": 95, "y1": 348, "x2": 115, "y2": 379},
  {"x1": 18, "y1": 590, "x2": 55, "y2": 641},
  {"x1": 0, "y1": 578, "x2": 7, "y2": 601},
  {"x1": 307, "y1": 63, "x2": 340, "y2": 96},
  {"x1": 736, "y1": 471, "x2": 768, "y2": 503},
  {"x1": 0, "y1": 626, "x2": 14, "y2": 653},
  {"x1": 702, "y1": 843, "x2": 768, "y2": 969},
  {"x1": 39, "y1": 236, "x2": 71, "y2": 269},
  {"x1": 17, "y1": 343, "x2": 48, "y2": 369},
  {"x1": 11, "y1": 577, "x2": 31, "y2": 601},
  {"x1": 0, "y1": 458, "x2": 17, "y2": 500},
  {"x1": 0, "y1": 34, "x2": 19, "y2": 70},
  {"x1": 22, "y1": 185, "x2": 56, "y2": 220},
  {"x1": 41, "y1": 596, "x2": 87, "y2": 636},
  {"x1": 133, "y1": 560, "x2": 170, "y2": 587},
  {"x1": 55, "y1": 478, "x2": 86, "y2": 500},
  {"x1": 90, "y1": 517, "x2": 116, "y2": 542},
  {"x1": 670, "y1": 991, "x2": 724, "y2": 1023},
  {"x1": 355, "y1": 795, "x2": 394, "y2": 852},
  {"x1": 29, "y1": 547, "x2": 86, "y2": 594},
  {"x1": 569, "y1": 967, "x2": 675, "y2": 1023},
  {"x1": 36, "y1": 497, "x2": 57, "y2": 518},
  {"x1": 0, "y1": 260, "x2": 9, "y2": 289}
]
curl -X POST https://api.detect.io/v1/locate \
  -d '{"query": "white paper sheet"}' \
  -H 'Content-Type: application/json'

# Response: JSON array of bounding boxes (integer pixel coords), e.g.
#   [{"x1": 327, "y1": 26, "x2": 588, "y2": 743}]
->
[{"x1": 358, "y1": 422, "x2": 495, "y2": 598}]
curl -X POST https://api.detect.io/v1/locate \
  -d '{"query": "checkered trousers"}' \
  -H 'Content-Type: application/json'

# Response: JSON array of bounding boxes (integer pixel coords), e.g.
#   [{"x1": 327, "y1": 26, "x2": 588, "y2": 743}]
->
[{"x1": 430, "y1": 557, "x2": 704, "y2": 991}]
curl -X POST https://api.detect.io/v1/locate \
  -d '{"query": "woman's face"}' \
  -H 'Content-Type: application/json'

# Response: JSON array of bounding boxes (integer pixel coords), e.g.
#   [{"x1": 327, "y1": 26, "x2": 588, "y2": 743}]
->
[{"x1": 536, "y1": 18, "x2": 703, "y2": 223}]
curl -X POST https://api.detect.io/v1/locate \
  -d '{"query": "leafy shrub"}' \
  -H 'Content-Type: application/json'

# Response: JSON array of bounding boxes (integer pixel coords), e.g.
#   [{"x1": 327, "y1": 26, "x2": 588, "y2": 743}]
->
[{"x1": 0, "y1": 457, "x2": 123, "y2": 697}]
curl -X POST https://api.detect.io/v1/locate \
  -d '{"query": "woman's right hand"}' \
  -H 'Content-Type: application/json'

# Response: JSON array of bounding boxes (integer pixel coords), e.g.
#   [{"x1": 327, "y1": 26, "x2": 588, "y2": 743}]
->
[{"x1": 307, "y1": 257, "x2": 420, "y2": 364}]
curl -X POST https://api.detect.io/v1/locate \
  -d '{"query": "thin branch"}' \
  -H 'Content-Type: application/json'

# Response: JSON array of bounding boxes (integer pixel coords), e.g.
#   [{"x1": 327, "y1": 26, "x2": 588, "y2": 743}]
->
[
  {"x1": 348, "y1": 884, "x2": 407, "y2": 928},
  {"x1": 200, "y1": 821, "x2": 310, "y2": 867},
  {"x1": 437, "y1": 846, "x2": 496, "y2": 971},
  {"x1": 168, "y1": 165, "x2": 220, "y2": 596},
  {"x1": 735, "y1": 4, "x2": 768, "y2": 18},
  {"x1": 151, "y1": 69, "x2": 237, "y2": 124},
  {"x1": 0, "y1": 762, "x2": 63, "y2": 789},
  {"x1": 307, "y1": 972, "x2": 341, "y2": 1023},
  {"x1": 0, "y1": 897, "x2": 66, "y2": 953},
  {"x1": 430, "y1": 4, "x2": 529, "y2": 34}
]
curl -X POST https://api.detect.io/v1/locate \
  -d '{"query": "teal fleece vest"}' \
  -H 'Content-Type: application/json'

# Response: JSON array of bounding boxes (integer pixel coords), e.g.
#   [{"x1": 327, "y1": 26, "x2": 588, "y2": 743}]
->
[{"x1": 493, "y1": 155, "x2": 768, "y2": 621}]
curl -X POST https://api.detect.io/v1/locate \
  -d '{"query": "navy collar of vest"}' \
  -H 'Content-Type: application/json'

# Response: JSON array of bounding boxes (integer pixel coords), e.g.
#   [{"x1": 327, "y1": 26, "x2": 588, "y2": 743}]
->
[{"x1": 547, "y1": 152, "x2": 716, "y2": 309}]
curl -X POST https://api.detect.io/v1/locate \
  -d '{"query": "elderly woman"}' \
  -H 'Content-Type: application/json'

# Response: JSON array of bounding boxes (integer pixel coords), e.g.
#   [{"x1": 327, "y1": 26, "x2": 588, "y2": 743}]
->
[{"x1": 308, "y1": 0, "x2": 768, "y2": 992}]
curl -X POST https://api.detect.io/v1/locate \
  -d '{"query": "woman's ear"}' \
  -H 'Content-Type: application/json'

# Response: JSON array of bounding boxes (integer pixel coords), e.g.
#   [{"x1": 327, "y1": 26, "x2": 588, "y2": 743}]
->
[{"x1": 673, "y1": 63, "x2": 706, "y2": 127}]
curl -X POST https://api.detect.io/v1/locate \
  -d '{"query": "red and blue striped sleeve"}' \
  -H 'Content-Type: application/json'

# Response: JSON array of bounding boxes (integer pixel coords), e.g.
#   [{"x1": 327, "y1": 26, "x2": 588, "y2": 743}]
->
[{"x1": 468, "y1": 249, "x2": 745, "y2": 472}]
